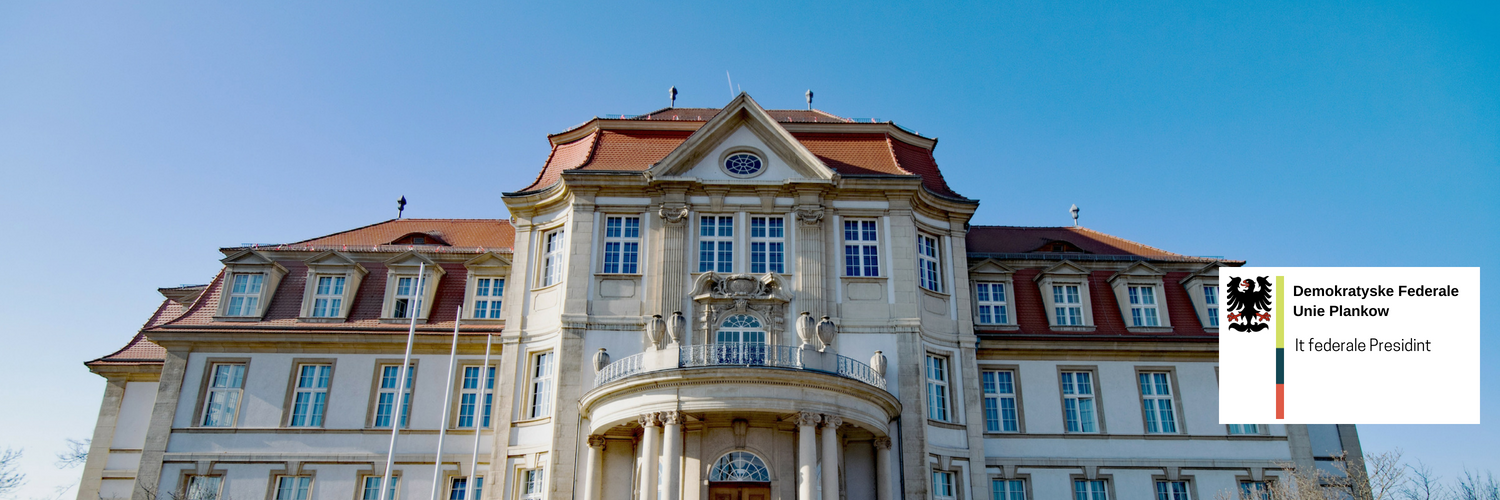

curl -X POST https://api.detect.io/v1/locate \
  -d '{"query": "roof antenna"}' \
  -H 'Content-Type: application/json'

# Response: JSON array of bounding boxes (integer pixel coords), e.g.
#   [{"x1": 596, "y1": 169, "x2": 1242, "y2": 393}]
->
[
  {"x1": 1070, "y1": 204, "x2": 1080, "y2": 227},
  {"x1": 397, "y1": 196, "x2": 407, "y2": 219},
  {"x1": 806, "y1": 89, "x2": 813, "y2": 110},
  {"x1": 726, "y1": 71, "x2": 734, "y2": 99},
  {"x1": 669, "y1": 86, "x2": 677, "y2": 108}
]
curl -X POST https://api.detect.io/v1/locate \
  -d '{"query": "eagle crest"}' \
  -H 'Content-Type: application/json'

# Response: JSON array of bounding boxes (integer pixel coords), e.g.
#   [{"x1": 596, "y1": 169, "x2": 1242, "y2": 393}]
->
[{"x1": 1224, "y1": 276, "x2": 1273, "y2": 332}]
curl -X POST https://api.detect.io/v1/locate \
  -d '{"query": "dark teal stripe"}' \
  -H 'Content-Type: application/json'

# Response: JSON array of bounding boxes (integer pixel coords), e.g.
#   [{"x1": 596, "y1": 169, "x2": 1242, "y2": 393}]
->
[{"x1": 1276, "y1": 348, "x2": 1284, "y2": 384}]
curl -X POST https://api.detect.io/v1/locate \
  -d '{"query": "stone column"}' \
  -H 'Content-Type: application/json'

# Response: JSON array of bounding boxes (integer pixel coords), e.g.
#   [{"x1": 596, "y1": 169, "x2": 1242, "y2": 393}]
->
[
  {"x1": 77, "y1": 377, "x2": 127, "y2": 500},
  {"x1": 661, "y1": 411, "x2": 684, "y2": 500},
  {"x1": 872, "y1": 437, "x2": 892, "y2": 500},
  {"x1": 820, "y1": 415, "x2": 842, "y2": 500},
  {"x1": 794, "y1": 202, "x2": 826, "y2": 318},
  {"x1": 582, "y1": 436, "x2": 606, "y2": 500},
  {"x1": 796, "y1": 411, "x2": 820, "y2": 500},
  {"x1": 133, "y1": 349, "x2": 189, "y2": 500},
  {"x1": 655, "y1": 191, "x2": 691, "y2": 316},
  {"x1": 639, "y1": 414, "x2": 662, "y2": 500}
]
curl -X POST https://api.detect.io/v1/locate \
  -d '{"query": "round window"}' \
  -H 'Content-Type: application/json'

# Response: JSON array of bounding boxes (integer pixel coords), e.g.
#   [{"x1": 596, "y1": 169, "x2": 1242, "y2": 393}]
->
[{"x1": 723, "y1": 153, "x2": 764, "y2": 177}]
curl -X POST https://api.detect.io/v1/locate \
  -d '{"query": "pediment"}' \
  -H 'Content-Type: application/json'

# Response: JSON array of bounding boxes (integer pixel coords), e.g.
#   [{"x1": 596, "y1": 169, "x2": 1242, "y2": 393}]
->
[
  {"x1": 221, "y1": 249, "x2": 276, "y2": 266},
  {"x1": 1035, "y1": 260, "x2": 1090, "y2": 281},
  {"x1": 384, "y1": 251, "x2": 446, "y2": 276},
  {"x1": 967, "y1": 258, "x2": 1015, "y2": 276},
  {"x1": 304, "y1": 251, "x2": 368, "y2": 275},
  {"x1": 1179, "y1": 263, "x2": 1221, "y2": 284},
  {"x1": 1108, "y1": 261, "x2": 1165, "y2": 285},
  {"x1": 465, "y1": 251, "x2": 512, "y2": 271},
  {"x1": 648, "y1": 93, "x2": 835, "y2": 183}
]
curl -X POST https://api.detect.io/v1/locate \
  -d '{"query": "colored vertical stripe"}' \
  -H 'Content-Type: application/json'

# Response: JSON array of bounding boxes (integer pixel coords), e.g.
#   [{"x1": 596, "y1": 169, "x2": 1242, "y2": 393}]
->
[{"x1": 1275, "y1": 275, "x2": 1285, "y2": 420}]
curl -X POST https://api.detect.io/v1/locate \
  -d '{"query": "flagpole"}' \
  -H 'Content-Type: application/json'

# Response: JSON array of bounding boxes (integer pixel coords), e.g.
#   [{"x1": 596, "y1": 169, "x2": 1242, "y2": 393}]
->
[
  {"x1": 379, "y1": 262, "x2": 426, "y2": 500},
  {"x1": 430, "y1": 306, "x2": 462, "y2": 500},
  {"x1": 467, "y1": 333, "x2": 493, "y2": 500}
]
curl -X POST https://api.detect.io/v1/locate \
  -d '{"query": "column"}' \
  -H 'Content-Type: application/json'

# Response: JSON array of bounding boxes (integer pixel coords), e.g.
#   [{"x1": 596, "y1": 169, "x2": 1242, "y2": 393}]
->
[
  {"x1": 655, "y1": 189, "x2": 690, "y2": 317},
  {"x1": 661, "y1": 411, "x2": 684, "y2": 500},
  {"x1": 639, "y1": 414, "x2": 662, "y2": 500},
  {"x1": 582, "y1": 436, "x2": 605, "y2": 500},
  {"x1": 820, "y1": 415, "x2": 842, "y2": 500},
  {"x1": 794, "y1": 205, "x2": 826, "y2": 318},
  {"x1": 872, "y1": 437, "x2": 892, "y2": 500},
  {"x1": 797, "y1": 411, "x2": 820, "y2": 500}
]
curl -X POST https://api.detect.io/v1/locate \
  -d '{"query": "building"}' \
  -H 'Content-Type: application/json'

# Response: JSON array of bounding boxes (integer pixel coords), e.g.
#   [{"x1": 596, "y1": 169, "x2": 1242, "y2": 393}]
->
[{"x1": 76, "y1": 94, "x2": 1363, "y2": 500}]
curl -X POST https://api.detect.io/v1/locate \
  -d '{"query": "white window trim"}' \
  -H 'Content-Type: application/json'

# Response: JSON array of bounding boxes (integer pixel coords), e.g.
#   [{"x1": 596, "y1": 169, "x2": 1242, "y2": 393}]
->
[
  {"x1": 286, "y1": 363, "x2": 333, "y2": 428},
  {"x1": 1137, "y1": 370, "x2": 1182, "y2": 434},
  {"x1": 1072, "y1": 478, "x2": 1111, "y2": 500},
  {"x1": 518, "y1": 468, "x2": 545, "y2": 500},
  {"x1": 696, "y1": 214, "x2": 736, "y2": 274},
  {"x1": 370, "y1": 362, "x2": 416, "y2": 429},
  {"x1": 359, "y1": 475, "x2": 399, "y2": 500},
  {"x1": 967, "y1": 260, "x2": 1018, "y2": 330},
  {"x1": 1059, "y1": 368, "x2": 1102, "y2": 434},
  {"x1": 917, "y1": 233, "x2": 943, "y2": 292},
  {"x1": 1107, "y1": 262, "x2": 1173, "y2": 332},
  {"x1": 199, "y1": 361, "x2": 247, "y2": 428},
  {"x1": 463, "y1": 252, "x2": 510, "y2": 322},
  {"x1": 981, "y1": 368, "x2": 1021, "y2": 433},
  {"x1": 524, "y1": 351, "x2": 555, "y2": 420},
  {"x1": 842, "y1": 218, "x2": 881, "y2": 277},
  {"x1": 925, "y1": 354, "x2": 952, "y2": 422},
  {"x1": 599, "y1": 215, "x2": 642, "y2": 275},
  {"x1": 273, "y1": 476, "x2": 314, "y2": 500},
  {"x1": 298, "y1": 251, "x2": 368, "y2": 322},
  {"x1": 537, "y1": 227, "x2": 567, "y2": 288},
  {"x1": 974, "y1": 282, "x2": 1013, "y2": 326},
  {"x1": 447, "y1": 475, "x2": 484, "y2": 500},
  {"x1": 183, "y1": 475, "x2": 223, "y2": 500},
  {"x1": 381, "y1": 252, "x2": 445, "y2": 322},
  {"x1": 1035, "y1": 261, "x2": 1096, "y2": 330},
  {"x1": 1228, "y1": 424, "x2": 1267, "y2": 435},
  {"x1": 748, "y1": 215, "x2": 787, "y2": 274},
  {"x1": 454, "y1": 364, "x2": 496, "y2": 429},
  {"x1": 931, "y1": 470, "x2": 956, "y2": 500},
  {"x1": 214, "y1": 250, "x2": 288, "y2": 321},
  {"x1": 991, "y1": 477, "x2": 1026, "y2": 500}
]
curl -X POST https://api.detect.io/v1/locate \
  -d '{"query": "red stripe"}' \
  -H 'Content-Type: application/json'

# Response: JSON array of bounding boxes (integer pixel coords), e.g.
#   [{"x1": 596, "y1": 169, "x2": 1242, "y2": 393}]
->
[{"x1": 1276, "y1": 384, "x2": 1285, "y2": 420}]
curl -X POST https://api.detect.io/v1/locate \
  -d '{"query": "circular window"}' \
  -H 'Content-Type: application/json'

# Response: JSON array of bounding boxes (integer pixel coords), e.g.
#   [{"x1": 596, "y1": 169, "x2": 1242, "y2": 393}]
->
[{"x1": 723, "y1": 153, "x2": 764, "y2": 177}]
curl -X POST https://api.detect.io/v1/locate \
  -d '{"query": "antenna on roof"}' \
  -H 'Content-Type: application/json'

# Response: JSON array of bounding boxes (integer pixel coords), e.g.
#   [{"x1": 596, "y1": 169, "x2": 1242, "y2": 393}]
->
[
  {"x1": 397, "y1": 196, "x2": 407, "y2": 219},
  {"x1": 726, "y1": 71, "x2": 734, "y2": 99},
  {"x1": 1070, "y1": 204, "x2": 1080, "y2": 227},
  {"x1": 806, "y1": 89, "x2": 813, "y2": 110},
  {"x1": 669, "y1": 86, "x2": 677, "y2": 108}
]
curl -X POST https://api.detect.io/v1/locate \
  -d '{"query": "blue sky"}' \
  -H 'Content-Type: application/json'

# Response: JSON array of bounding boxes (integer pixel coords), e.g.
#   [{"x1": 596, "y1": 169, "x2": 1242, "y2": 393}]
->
[{"x1": 0, "y1": 1, "x2": 1495, "y2": 497}]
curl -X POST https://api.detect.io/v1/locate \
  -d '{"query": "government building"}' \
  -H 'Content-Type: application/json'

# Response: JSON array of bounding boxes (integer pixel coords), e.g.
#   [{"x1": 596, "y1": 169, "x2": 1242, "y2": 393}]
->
[{"x1": 75, "y1": 94, "x2": 1364, "y2": 500}]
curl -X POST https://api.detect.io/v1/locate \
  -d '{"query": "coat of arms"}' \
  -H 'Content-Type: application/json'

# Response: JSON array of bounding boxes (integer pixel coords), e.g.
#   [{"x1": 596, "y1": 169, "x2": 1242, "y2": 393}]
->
[{"x1": 1225, "y1": 276, "x2": 1274, "y2": 332}]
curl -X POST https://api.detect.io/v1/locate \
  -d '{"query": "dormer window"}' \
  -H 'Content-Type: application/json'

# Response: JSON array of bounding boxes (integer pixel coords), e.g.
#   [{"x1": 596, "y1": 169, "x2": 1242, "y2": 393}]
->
[
  {"x1": 225, "y1": 274, "x2": 264, "y2": 317},
  {"x1": 1034, "y1": 261, "x2": 1095, "y2": 331},
  {"x1": 1179, "y1": 263, "x2": 1221, "y2": 331},
  {"x1": 310, "y1": 276, "x2": 346, "y2": 317},
  {"x1": 1032, "y1": 240, "x2": 1085, "y2": 254},
  {"x1": 413, "y1": 236, "x2": 426, "y2": 244},
  {"x1": 1128, "y1": 286, "x2": 1160, "y2": 327},
  {"x1": 215, "y1": 250, "x2": 287, "y2": 321},
  {"x1": 389, "y1": 232, "x2": 449, "y2": 246},
  {"x1": 967, "y1": 259, "x2": 1018, "y2": 330},
  {"x1": 464, "y1": 251, "x2": 510, "y2": 322},
  {"x1": 392, "y1": 276, "x2": 426, "y2": 319},
  {"x1": 1053, "y1": 285, "x2": 1084, "y2": 325},
  {"x1": 298, "y1": 251, "x2": 367, "y2": 322},
  {"x1": 381, "y1": 251, "x2": 444, "y2": 322},
  {"x1": 1107, "y1": 262, "x2": 1173, "y2": 332}
]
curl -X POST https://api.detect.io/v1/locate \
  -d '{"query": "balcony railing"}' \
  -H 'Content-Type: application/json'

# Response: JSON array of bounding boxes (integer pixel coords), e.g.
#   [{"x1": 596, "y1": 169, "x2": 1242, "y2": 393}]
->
[{"x1": 594, "y1": 345, "x2": 886, "y2": 390}]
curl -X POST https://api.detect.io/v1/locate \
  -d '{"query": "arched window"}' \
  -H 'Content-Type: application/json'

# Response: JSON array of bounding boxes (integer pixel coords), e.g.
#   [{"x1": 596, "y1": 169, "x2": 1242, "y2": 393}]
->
[
  {"x1": 716, "y1": 315, "x2": 765, "y2": 345},
  {"x1": 709, "y1": 451, "x2": 770, "y2": 482}
]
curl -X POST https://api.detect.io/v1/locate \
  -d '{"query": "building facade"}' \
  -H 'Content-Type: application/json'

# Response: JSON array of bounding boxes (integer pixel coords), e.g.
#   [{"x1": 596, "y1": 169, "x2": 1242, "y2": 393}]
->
[{"x1": 78, "y1": 94, "x2": 1362, "y2": 500}]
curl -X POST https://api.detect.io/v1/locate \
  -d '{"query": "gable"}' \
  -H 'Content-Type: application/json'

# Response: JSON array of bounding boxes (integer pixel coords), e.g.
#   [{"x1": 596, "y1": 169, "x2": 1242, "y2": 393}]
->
[
  {"x1": 680, "y1": 127, "x2": 805, "y2": 182},
  {"x1": 649, "y1": 94, "x2": 834, "y2": 182}
]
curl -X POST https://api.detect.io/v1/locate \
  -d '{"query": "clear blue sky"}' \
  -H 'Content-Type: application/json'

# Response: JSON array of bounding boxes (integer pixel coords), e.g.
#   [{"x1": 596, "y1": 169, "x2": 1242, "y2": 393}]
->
[{"x1": 0, "y1": 1, "x2": 1494, "y2": 498}]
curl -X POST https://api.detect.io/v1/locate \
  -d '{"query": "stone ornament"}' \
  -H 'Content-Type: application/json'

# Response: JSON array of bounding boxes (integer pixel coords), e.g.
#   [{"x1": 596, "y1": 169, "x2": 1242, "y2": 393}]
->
[
  {"x1": 588, "y1": 435, "x2": 607, "y2": 449},
  {"x1": 592, "y1": 348, "x2": 611, "y2": 372},
  {"x1": 816, "y1": 316, "x2": 836, "y2": 352},
  {"x1": 796, "y1": 312, "x2": 816, "y2": 348},
  {"x1": 645, "y1": 314, "x2": 666, "y2": 349},
  {"x1": 821, "y1": 414, "x2": 843, "y2": 429},
  {"x1": 732, "y1": 419, "x2": 749, "y2": 449},
  {"x1": 638, "y1": 413, "x2": 660, "y2": 428},
  {"x1": 797, "y1": 411, "x2": 822, "y2": 427},
  {"x1": 872, "y1": 437, "x2": 892, "y2": 450},
  {"x1": 659, "y1": 205, "x2": 690, "y2": 225},
  {"x1": 666, "y1": 312, "x2": 687, "y2": 345},
  {"x1": 659, "y1": 410, "x2": 684, "y2": 426},
  {"x1": 795, "y1": 207, "x2": 825, "y2": 226},
  {"x1": 870, "y1": 350, "x2": 887, "y2": 378}
]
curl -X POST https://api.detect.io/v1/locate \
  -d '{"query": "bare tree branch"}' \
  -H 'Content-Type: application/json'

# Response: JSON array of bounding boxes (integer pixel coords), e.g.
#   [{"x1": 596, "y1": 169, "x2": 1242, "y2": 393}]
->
[
  {"x1": 55, "y1": 440, "x2": 89, "y2": 470},
  {"x1": 0, "y1": 448, "x2": 29, "y2": 498}
]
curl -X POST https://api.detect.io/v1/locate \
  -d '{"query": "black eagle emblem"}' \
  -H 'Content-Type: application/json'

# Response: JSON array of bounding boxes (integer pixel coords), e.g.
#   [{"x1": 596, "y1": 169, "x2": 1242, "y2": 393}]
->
[{"x1": 1224, "y1": 276, "x2": 1273, "y2": 332}]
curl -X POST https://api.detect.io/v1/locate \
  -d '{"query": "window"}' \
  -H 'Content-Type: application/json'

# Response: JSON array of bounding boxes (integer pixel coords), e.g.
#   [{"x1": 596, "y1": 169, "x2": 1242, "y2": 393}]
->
[
  {"x1": 184, "y1": 476, "x2": 222, "y2": 500},
  {"x1": 520, "y1": 469, "x2": 544, "y2": 500},
  {"x1": 715, "y1": 315, "x2": 768, "y2": 364},
  {"x1": 288, "y1": 364, "x2": 331, "y2": 427},
  {"x1": 374, "y1": 365, "x2": 415, "y2": 428},
  {"x1": 1156, "y1": 480, "x2": 1190, "y2": 500},
  {"x1": 1053, "y1": 285, "x2": 1083, "y2": 326},
  {"x1": 528, "y1": 352, "x2": 554, "y2": 419},
  {"x1": 698, "y1": 216, "x2": 734, "y2": 273},
  {"x1": 723, "y1": 152, "x2": 764, "y2": 176},
  {"x1": 1239, "y1": 481, "x2": 1271, "y2": 500},
  {"x1": 457, "y1": 366, "x2": 495, "y2": 428},
  {"x1": 918, "y1": 234, "x2": 942, "y2": 291},
  {"x1": 360, "y1": 476, "x2": 398, "y2": 500},
  {"x1": 925, "y1": 355, "x2": 950, "y2": 421},
  {"x1": 1139, "y1": 372, "x2": 1178, "y2": 433},
  {"x1": 472, "y1": 278, "x2": 504, "y2": 319},
  {"x1": 448, "y1": 477, "x2": 482, "y2": 500},
  {"x1": 982, "y1": 370, "x2": 1019, "y2": 432},
  {"x1": 976, "y1": 283, "x2": 1009, "y2": 324},
  {"x1": 273, "y1": 476, "x2": 312, "y2": 500},
  {"x1": 708, "y1": 452, "x2": 770, "y2": 482},
  {"x1": 991, "y1": 479, "x2": 1025, "y2": 500},
  {"x1": 1204, "y1": 286, "x2": 1220, "y2": 327},
  {"x1": 1073, "y1": 479, "x2": 1108, "y2": 500},
  {"x1": 932, "y1": 471, "x2": 955, "y2": 500},
  {"x1": 1129, "y1": 286, "x2": 1161, "y2": 327},
  {"x1": 1228, "y1": 424, "x2": 1262, "y2": 435},
  {"x1": 225, "y1": 274, "x2": 264, "y2": 316},
  {"x1": 1061, "y1": 371, "x2": 1098, "y2": 433},
  {"x1": 392, "y1": 276, "x2": 427, "y2": 319},
  {"x1": 843, "y1": 220, "x2": 879, "y2": 277},
  {"x1": 540, "y1": 229, "x2": 566, "y2": 287},
  {"x1": 311, "y1": 276, "x2": 346, "y2": 318},
  {"x1": 201, "y1": 363, "x2": 245, "y2": 427},
  {"x1": 750, "y1": 216, "x2": 785, "y2": 274},
  {"x1": 602, "y1": 216, "x2": 640, "y2": 274}
]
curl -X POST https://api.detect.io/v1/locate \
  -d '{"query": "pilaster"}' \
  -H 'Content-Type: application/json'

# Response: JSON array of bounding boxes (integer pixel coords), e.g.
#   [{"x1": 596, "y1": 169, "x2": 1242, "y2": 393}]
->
[
  {"x1": 77, "y1": 376, "x2": 128, "y2": 500},
  {"x1": 131, "y1": 349, "x2": 189, "y2": 500}
]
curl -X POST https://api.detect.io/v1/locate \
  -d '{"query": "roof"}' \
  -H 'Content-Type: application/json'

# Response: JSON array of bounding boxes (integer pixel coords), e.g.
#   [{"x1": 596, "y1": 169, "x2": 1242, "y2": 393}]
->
[
  {"x1": 261, "y1": 219, "x2": 515, "y2": 253},
  {"x1": 965, "y1": 226, "x2": 1234, "y2": 263},
  {"x1": 87, "y1": 284, "x2": 206, "y2": 367},
  {"x1": 978, "y1": 268, "x2": 1216, "y2": 338},
  {"x1": 517, "y1": 114, "x2": 959, "y2": 197}
]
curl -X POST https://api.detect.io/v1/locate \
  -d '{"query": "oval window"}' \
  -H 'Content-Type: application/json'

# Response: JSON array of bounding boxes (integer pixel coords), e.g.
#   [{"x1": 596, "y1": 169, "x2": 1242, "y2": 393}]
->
[{"x1": 723, "y1": 153, "x2": 764, "y2": 177}]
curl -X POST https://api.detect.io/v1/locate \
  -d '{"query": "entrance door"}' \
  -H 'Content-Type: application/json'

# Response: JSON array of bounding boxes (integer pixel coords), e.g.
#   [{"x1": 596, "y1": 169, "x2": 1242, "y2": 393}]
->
[{"x1": 708, "y1": 484, "x2": 771, "y2": 500}]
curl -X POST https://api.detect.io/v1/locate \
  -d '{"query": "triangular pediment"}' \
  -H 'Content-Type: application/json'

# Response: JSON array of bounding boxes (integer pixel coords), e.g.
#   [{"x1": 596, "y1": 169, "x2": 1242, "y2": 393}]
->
[
  {"x1": 1116, "y1": 261, "x2": 1164, "y2": 277},
  {"x1": 967, "y1": 259, "x2": 1015, "y2": 276},
  {"x1": 1035, "y1": 260, "x2": 1090, "y2": 281},
  {"x1": 465, "y1": 251, "x2": 512, "y2": 271},
  {"x1": 221, "y1": 249, "x2": 275, "y2": 266},
  {"x1": 304, "y1": 251, "x2": 368, "y2": 276},
  {"x1": 384, "y1": 251, "x2": 446, "y2": 276},
  {"x1": 1179, "y1": 263, "x2": 1221, "y2": 284},
  {"x1": 648, "y1": 93, "x2": 835, "y2": 182}
]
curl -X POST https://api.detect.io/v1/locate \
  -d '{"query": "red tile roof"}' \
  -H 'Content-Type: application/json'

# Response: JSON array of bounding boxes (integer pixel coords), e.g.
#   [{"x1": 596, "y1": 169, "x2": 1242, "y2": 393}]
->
[
  {"x1": 87, "y1": 284, "x2": 206, "y2": 366},
  {"x1": 966, "y1": 226, "x2": 1228, "y2": 263},
  {"x1": 984, "y1": 269, "x2": 1215, "y2": 338},
  {"x1": 277, "y1": 219, "x2": 515, "y2": 252},
  {"x1": 517, "y1": 114, "x2": 962, "y2": 198}
]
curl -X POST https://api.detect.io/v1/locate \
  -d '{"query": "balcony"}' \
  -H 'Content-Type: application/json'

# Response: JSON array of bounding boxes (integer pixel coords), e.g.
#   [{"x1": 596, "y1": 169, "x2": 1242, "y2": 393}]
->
[{"x1": 594, "y1": 344, "x2": 886, "y2": 390}]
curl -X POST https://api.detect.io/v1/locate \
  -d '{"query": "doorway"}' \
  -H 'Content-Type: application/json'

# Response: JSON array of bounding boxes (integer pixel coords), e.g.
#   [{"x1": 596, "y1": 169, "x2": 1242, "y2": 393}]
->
[{"x1": 708, "y1": 483, "x2": 771, "y2": 500}]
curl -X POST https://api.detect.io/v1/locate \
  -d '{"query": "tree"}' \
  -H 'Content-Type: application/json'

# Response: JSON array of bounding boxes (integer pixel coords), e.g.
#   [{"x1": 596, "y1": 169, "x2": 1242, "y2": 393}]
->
[
  {"x1": 0, "y1": 448, "x2": 27, "y2": 498},
  {"x1": 55, "y1": 439, "x2": 89, "y2": 470}
]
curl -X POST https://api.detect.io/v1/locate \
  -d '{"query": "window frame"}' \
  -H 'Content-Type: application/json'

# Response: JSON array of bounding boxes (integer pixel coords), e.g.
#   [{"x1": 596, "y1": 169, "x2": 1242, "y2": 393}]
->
[
  {"x1": 1058, "y1": 367, "x2": 1104, "y2": 434},
  {"x1": 696, "y1": 215, "x2": 736, "y2": 273},
  {"x1": 357, "y1": 475, "x2": 400, "y2": 500},
  {"x1": 925, "y1": 354, "x2": 953, "y2": 423},
  {"x1": 367, "y1": 361, "x2": 417, "y2": 429},
  {"x1": 917, "y1": 233, "x2": 943, "y2": 292},
  {"x1": 282, "y1": 360, "x2": 335, "y2": 428},
  {"x1": 990, "y1": 476, "x2": 1027, "y2": 500},
  {"x1": 182, "y1": 474, "x2": 224, "y2": 500},
  {"x1": 1127, "y1": 285, "x2": 1162, "y2": 327},
  {"x1": 1070, "y1": 477, "x2": 1113, "y2": 500},
  {"x1": 932, "y1": 470, "x2": 956, "y2": 500},
  {"x1": 463, "y1": 252, "x2": 511, "y2": 321},
  {"x1": 974, "y1": 282, "x2": 1012, "y2": 326},
  {"x1": 1152, "y1": 478, "x2": 1195, "y2": 500},
  {"x1": 525, "y1": 351, "x2": 555, "y2": 420},
  {"x1": 518, "y1": 468, "x2": 545, "y2": 500},
  {"x1": 1035, "y1": 262, "x2": 1095, "y2": 330},
  {"x1": 1236, "y1": 479, "x2": 1273, "y2": 500},
  {"x1": 1228, "y1": 424, "x2": 1267, "y2": 435},
  {"x1": 453, "y1": 364, "x2": 496, "y2": 429},
  {"x1": 309, "y1": 275, "x2": 349, "y2": 319},
  {"x1": 214, "y1": 250, "x2": 288, "y2": 321},
  {"x1": 446, "y1": 475, "x2": 484, "y2": 500},
  {"x1": 1135, "y1": 367, "x2": 1185, "y2": 434},
  {"x1": 469, "y1": 277, "x2": 505, "y2": 320},
  {"x1": 537, "y1": 227, "x2": 567, "y2": 288},
  {"x1": 600, "y1": 215, "x2": 642, "y2": 275},
  {"x1": 749, "y1": 215, "x2": 787, "y2": 275},
  {"x1": 195, "y1": 359, "x2": 249, "y2": 428},
  {"x1": 842, "y1": 219, "x2": 881, "y2": 277},
  {"x1": 1178, "y1": 265, "x2": 1220, "y2": 331},
  {"x1": 981, "y1": 367, "x2": 1022, "y2": 433},
  {"x1": 272, "y1": 476, "x2": 314, "y2": 500},
  {"x1": 297, "y1": 251, "x2": 367, "y2": 322}
]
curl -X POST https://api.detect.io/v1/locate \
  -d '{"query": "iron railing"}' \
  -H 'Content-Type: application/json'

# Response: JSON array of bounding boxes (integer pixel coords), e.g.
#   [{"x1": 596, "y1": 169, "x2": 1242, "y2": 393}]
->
[
  {"x1": 593, "y1": 351, "x2": 645, "y2": 387},
  {"x1": 594, "y1": 345, "x2": 886, "y2": 390}
]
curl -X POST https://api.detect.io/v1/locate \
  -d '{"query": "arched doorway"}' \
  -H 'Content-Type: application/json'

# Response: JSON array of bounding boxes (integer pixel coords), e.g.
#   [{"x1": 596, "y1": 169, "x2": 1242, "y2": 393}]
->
[
  {"x1": 714, "y1": 315, "x2": 767, "y2": 364},
  {"x1": 708, "y1": 451, "x2": 771, "y2": 500}
]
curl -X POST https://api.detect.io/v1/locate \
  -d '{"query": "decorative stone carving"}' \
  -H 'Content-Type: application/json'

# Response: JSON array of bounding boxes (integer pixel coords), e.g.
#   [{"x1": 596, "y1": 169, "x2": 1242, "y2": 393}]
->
[
  {"x1": 796, "y1": 411, "x2": 822, "y2": 427},
  {"x1": 638, "y1": 413, "x2": 660, "y2": 428},
  {"x1": 870, "y1": 350, "x2": 887, "y2": 378},
  {"x1": 666, "y1": 312, "x2": 687, "y2": 345},
  {"x1": 872, "y1": 436, "x2": 892, "y2": 450},
  {"x1": 795, "y1": 207, "x2": 824, "y2": 226},
  {"x1": 795, "y1": 311, "x2": 816, "y2": 348},
  {"x1": 588, "y1": 435, "x2": 607, "y2": 449},
  {"x1": 659, "y1": 205, "x2": 690, "y2": 225},
  {"x1": 690, "y1": 272, "x2": 793, "y2": 345},
  {"x1": 732, "y1": 419, "x2": 749, "y2": 449},
  {"x1": 815, "y1": 316, "x2": 836, "y2": 352},
  {"x1": 821, "y1": 414, "x2": 843, "y2": 429},
  {"x1": 645, "y1": 315, "x2": 665, "y2": 349},
  {"x1": 592, "y1": 348, "x2": 611, "y2": 372},
  {"x1": 659, "y1": 410, "x2": 683, "y2": 426}
]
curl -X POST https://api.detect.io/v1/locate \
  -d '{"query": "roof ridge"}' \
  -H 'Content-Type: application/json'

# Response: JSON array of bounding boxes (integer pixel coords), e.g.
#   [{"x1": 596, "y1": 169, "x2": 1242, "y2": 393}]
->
[
  {"x1": 882, "y1": 134, "x2": 916, "y2": 176},
  {"x1": 1069, "y1": 226, "x2": 1193, "y2": 257},
  {"x1": 808, "y1": 109, "x2": 849, "y2": 122},
  {"x1": 578, "y1": 127, "x2": 603, "y2": 170},
  {"x1": 287, "y1": 219, "x2": 400, "y2": 246}
]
